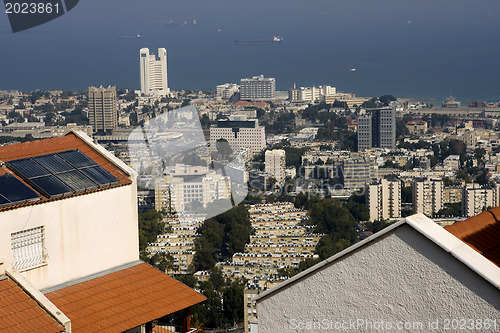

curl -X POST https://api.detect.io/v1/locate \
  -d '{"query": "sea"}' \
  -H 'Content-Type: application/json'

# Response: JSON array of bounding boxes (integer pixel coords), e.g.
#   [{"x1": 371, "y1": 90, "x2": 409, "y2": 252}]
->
[{"x1": 1, "y1": 0, "x2": 500, "y2": 103}]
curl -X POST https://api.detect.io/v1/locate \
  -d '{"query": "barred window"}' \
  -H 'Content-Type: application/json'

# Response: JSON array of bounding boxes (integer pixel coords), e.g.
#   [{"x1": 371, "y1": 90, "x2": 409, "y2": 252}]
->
[{"x1": 11, "y1": 226, "x2": 47, "y2": 271}]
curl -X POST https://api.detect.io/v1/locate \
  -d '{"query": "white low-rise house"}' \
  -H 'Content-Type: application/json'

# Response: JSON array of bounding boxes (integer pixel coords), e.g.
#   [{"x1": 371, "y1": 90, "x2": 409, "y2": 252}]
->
[
  {"x1": 0, "y1": 131, "x2": 205, "y2": 332},
  {"x1": 253, "y1": 212, "x2": 500, "y2": 333}
]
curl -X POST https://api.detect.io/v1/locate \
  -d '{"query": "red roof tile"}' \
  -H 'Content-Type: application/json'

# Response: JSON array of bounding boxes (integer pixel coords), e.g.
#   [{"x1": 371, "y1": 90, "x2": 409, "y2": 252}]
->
[
  {"x1": 445, "y1": 207, "x2": 500, "y2": 267},
  {"x1": 0, "y1": 132, "x2": 132, "y2": 212},
  {"x1": 0, "y1": 276, "x2": 65, "y2": 333},
  {"x1": 45, "y1": 262, "x2": 206, "y2": 333}
]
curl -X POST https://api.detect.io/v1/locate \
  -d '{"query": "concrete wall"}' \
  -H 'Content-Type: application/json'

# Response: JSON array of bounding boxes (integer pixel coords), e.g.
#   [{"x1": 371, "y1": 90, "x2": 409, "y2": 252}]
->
[
  {"x1": 0, "y1": 184, "x2": 138, "y2": 291},
  {"x1": 257, "y1": 225, "x2": 500, "y2": 333}
]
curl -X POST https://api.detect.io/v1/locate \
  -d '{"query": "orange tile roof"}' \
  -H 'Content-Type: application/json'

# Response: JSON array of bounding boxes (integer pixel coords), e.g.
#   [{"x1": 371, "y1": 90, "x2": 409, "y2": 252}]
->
[
  {"x1": 0, "y1": 132, "x2": 132, "y2": 211},
  {"x1": 0, "y1": 276, "x2": 65, "y2": 333},
  {"x1": 234, "y1": 101, "x2": 269, "y2": 107},
  {"x1": 445, "y1": 207, "x2": 500, "y2": 267},
  {"x1": 45, "y1": 262, "x2": 206, "y2": 333}
]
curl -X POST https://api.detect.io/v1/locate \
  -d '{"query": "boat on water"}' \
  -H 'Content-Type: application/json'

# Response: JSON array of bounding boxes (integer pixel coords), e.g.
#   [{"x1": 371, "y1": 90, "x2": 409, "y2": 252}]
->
[
  {"x1": 117, "y1": 34, "x2": 144, "y2": 39},
  {"x1": 235, "y1": 36, "x2": 283, "y2": 45}
]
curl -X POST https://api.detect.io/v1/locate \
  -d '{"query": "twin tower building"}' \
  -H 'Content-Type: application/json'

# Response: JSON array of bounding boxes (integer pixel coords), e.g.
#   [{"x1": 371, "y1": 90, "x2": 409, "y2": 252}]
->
[{"x1": 139, "y1": 47, "x2": 170, "y2": 97}]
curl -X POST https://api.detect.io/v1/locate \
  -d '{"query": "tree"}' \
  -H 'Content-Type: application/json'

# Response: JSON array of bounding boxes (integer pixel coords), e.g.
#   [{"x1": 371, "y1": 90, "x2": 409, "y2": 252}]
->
[
  {"x1": 138, "y1": 209, "x2": 165, "y2": 251},
  {"x1": 193, "y1": 237, "x2": 218, "y2": 271},
  {"x1": 182, "y1": 153, "x2": 207, "y2": 166},
  {"x1": 364, "y1": 220, "x2": 393, "y2": 233},
  {"x1": 147, "y1": 252, "x2": 174, "y2": 272},
  {"x1": 308, "y1": 199, "x2": 357, "y2": 241},
  {"x1": 222, "y1": 281, "x2": 245, "y2": 326},
  {"x1": 436, "y1": 203, "x2": 461, "y2": 217},
  {"x1": 346, "y1": 193, "x2": 370, "y2": 221},
  {"x1": 316, "y1": 235, "x2": 351, "y2": 260},
  {"x1": 456, "y1": 170, "x2": 470, "y2": 183},
  {"x1": 216, "y1": 138, "x2": 233, "y2": 158},
  {"x1": 209, "y1": 267, "x2": 225, "y2": 290},
  {"x1": 193, "y1": 204, "x2": 252, "y2": 270},
  {"x1": 200, "y1": 114, "x2": 212, "y2": 129}
]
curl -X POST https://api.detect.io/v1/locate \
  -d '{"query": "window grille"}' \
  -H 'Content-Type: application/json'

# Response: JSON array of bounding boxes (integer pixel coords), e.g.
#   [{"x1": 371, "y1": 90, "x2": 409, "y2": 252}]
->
[{"x1": 11, "y1": 226, "x2": 46, "y2": 270}]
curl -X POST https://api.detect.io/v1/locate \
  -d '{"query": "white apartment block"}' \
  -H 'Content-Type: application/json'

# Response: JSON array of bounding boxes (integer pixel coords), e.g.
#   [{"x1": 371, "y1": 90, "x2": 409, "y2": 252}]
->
[
  {"x1": 265, "y1": 149, "x2": 286, "y2": 185},
  {"x1": 217, "y1": 83, "x2": 240, "y2": 99},
  {"x1": 366, "y1": 178, "x2": 401, "y2": 221},
  {"x1": 140, "y1": 47, "x2": 170, "y2": 97},
  {"x1": 412, "y1": 178, "x2": 443, "y2": 216},
  {"x1": 289, "y1": 85, "x2": 337, "y2": 102},
  {"x1": 462, "y1": 183, "x2": 497, "y2": 218},
  {"x1": 209, "y1": 115, "x2": 266, "y2": 154},
  {"x1": 154, "y1": 165, "x2": 231, "y2": 213},
  {"x1": 444, "y1": 155, "x2": 460, "y2": 170},
  {"x1": 240, "y1": 75, "x2": 276, "y2": 101}
]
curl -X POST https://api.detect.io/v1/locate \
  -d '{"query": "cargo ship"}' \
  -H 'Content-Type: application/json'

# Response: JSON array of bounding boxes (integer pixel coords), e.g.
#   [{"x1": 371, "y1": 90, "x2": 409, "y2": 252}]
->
[{"x1": 235, "y1": 36, "x2": 283, "y2": 45}]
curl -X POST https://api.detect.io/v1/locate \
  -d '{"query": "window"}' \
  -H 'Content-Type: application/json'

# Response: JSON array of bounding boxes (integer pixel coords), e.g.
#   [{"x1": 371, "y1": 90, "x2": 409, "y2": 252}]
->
[{"x1": 11, "y1": 226, "x2": 47, "y2": 271}]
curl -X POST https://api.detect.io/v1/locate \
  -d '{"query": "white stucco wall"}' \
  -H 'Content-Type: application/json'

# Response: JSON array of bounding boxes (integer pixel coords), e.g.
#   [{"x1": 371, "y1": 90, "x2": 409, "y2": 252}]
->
[
  {"x1": 257, "y1": 225, "x2": 500, "y2": 333},
  {"x1": 0, "y1": 184, "x2": 138, "y2": 290}
]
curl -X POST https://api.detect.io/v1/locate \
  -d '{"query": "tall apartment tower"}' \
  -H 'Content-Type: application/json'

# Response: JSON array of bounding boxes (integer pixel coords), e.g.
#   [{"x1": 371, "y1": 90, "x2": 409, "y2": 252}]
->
[
  {"x1": 366, "y1": 178, "x2": 401, "y2": 221},
  {"x1": 240, "y1": 75, "x2": 276, "y2": 101},
  {"x1": 88, "y1": 85, "x2": 117, "y2": 134},
  {"x1": 140, "y1": 48, "x2": 169, "y2": 97},
  {"x1": 265, "y1": 149, "x2": 286, "y2": 185},
  {"x1": 412, "y1": 178, "x2": 443, "y2": 216},
  {"x1": 358, "y1": 108, "x2": 396, "y2": 150}
]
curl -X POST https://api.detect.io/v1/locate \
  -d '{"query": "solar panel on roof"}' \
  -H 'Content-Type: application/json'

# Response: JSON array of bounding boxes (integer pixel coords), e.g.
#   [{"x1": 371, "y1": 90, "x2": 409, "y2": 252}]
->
[
  {"x1": 33, "y1": 154, "x2": 74, "y2": 174},
  {"x1": 6, "y1": 149, "x2": 122, "y2": 199},
  {"x1": 55, "y1": 170, "x2": 98, "y2": 192},
  {"x1": 79, "y1": 166, "x2": 119, "y2": 187},
  {"x1": 0, "y1": 174, "x2": 41, "y2": 206},
  {"x1": 29, "y1": 175, "x2": 74, "y2": 198},
  {"x1": 0, "y1": 195, "x2": 9, "y2": 207},
  {"x1": 57, "y1": 150, "x2": 97, "y2": 168},
  {"x1": 7, "y1": 158, "x2": 51, "y2": 178}
]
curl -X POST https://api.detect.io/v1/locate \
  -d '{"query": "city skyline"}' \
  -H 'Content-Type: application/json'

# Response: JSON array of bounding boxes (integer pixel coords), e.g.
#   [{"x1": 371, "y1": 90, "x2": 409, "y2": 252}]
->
[{"x1": 1, "y1": 0, "x2": 500, "y2": 102}]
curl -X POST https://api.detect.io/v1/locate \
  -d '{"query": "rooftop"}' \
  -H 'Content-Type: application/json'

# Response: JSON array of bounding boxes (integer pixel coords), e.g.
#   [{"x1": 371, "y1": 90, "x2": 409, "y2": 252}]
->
[
  {"x1": 0, "y1": 131, "x2": 132, "y2": 212},
  {"x1": 0, "y1": 276, "x2": 65, "y2": 333},
  {"x1": 43, "y1": 261, "x2": 206, "y2": 333},
  {"x1": 445, "y1": 207, "x2": 500, "y2": 267}
]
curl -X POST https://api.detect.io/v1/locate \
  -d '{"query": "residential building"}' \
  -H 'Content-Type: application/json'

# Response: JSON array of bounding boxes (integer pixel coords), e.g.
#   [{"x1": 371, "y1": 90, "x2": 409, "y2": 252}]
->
[
  {"x1": 289, "y1": 85, "x2": 337, "y2": 103},
  {"x1": 358, "y1": 108, "x2": 396, "y2": 150},
  {"x1": 217, "y1": 203, "x2": 321, "y2": 281},
  {"x1": 216, "y1": 83, "x2": 240, "y2": 99},
  {"x1": 154, "y1": 164, "x2": 232, "y2": 213},
  {"x1": 407, "y1": 119, "x2": 428, "y2": 135},
  {"x1": 140, "y1": 47, "x2": 170, "y2": 97},
  {"x1": 244, "y1": 280, "x2": 283, "y2": 333},
  {"x1": 462, "y1": 183, "x2": 494, "y2": 217},
  {"x1": 88, "y1": 85, "x2": 117, "y2": 134},
  {"x1": 412, "y1": 178, "x2": 443, "y2": 216},
  {"x1": 443, "y1": 186, "x2": 463, "y2": 205},
  {"x1": 265, "y1": 149, "x2": 286, "y2": 185},
  {"x1": 254, "y1": 212, "x2": 500, "y2": 333},
  {"x1": 240, "y1": 75, "x2": 276, "y2": 101},
  {"x1": 341, "y1": 153, "x2": 376, "y2": 192},
  {"x1": 366, "y1": 178, "x2": 401, "y2": 221},
  {"x1": 209, "y1": 115, "x2": 266, "y2": 154},
  {"x1": 443, "y1": 155, "x2": 460, "y2": 170},
  {"x1": 0, "y1": 131, "x2": 205, "y2": 332}
]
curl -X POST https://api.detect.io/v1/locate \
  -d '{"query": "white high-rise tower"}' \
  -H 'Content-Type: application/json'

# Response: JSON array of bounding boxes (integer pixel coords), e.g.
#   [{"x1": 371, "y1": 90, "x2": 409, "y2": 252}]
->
[{"x1": 140, "y1": 47, "x2": 170, "y2": 97}]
